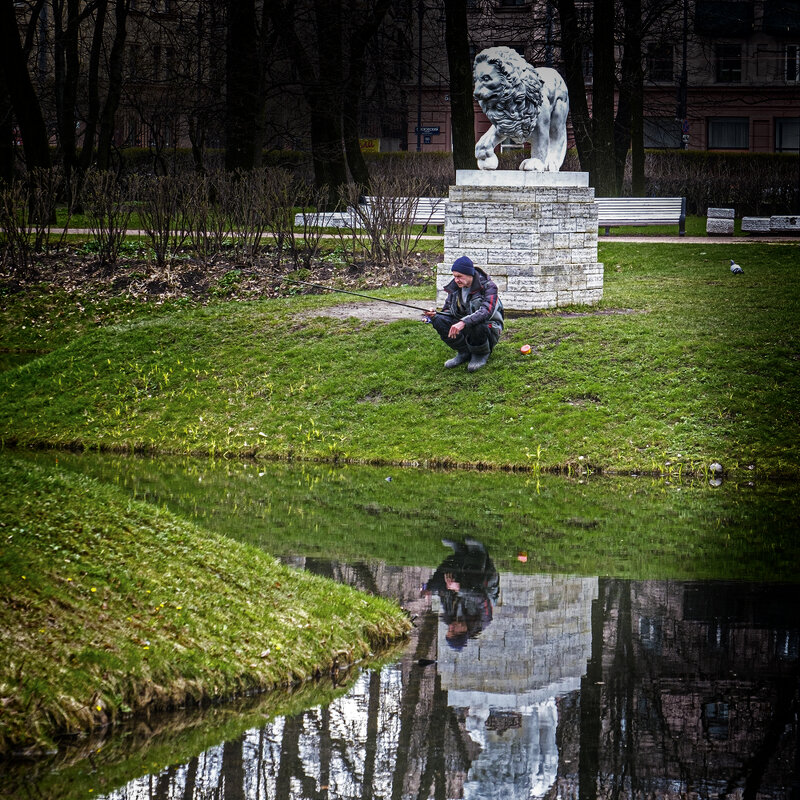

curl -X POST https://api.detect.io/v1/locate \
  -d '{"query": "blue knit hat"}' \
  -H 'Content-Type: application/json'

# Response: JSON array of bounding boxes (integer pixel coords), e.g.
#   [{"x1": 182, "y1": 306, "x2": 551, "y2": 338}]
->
[{"x1": 451, "y1": 256, "x2": 475, "y2": 276}]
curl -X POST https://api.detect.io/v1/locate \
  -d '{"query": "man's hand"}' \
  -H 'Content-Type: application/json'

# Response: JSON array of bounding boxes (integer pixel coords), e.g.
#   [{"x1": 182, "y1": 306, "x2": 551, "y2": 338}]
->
[
  {"x1": 422, "y1": 308, "x2": 436, "y2": 319},
  {"x1": 448, "y1": 320, "x2": 465, "y2": 339}
]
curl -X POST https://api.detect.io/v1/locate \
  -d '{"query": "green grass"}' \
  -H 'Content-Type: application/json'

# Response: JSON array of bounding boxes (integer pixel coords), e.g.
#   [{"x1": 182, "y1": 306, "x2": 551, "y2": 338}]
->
[
  {"x1": 0, "y1": 455, "x2": 410, "y2": 755},
  {"x1": 1, "y1": 243, "x2": 798, "y2": 478}
]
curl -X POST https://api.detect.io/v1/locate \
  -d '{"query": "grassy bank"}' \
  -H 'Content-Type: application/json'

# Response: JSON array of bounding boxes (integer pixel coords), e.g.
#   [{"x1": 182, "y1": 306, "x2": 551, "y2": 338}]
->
[
  {"x1": 0, "y1": 455, "x2": 411, "y2": 756},
  {"x1": 1, "y1": 242, "x2": 798, "y2": 478}
]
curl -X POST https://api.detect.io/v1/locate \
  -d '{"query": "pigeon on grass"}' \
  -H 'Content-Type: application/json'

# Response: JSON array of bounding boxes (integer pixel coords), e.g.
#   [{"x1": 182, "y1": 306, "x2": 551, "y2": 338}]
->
[{"x1": 730, "y1": 258, "x2": 743, "y2": 274}]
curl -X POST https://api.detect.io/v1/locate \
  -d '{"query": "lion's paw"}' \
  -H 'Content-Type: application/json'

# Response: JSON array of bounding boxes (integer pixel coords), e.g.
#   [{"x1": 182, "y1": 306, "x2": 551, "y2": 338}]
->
[
  {"x1": 520, "y1": 158, "x2": 547, "y2": 172},
  {"x1": 477, "y1": 152, "x2": 499, "y2": 170}
]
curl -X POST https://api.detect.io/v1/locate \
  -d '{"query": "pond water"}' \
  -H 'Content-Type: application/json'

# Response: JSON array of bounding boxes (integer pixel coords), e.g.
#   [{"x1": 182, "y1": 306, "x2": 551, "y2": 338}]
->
[{"x1": 3, "y1": 452, "x2": 799, "y2": 799}]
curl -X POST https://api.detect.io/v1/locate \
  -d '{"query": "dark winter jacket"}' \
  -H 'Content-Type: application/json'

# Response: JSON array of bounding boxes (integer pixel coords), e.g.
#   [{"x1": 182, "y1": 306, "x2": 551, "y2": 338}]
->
[{"x1": 441, "y1": 266, "x2": 503, "y2": 329}]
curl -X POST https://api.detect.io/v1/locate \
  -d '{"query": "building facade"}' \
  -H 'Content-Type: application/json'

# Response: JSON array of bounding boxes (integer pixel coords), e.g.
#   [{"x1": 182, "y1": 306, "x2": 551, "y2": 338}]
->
[{"x1": 404, "y1": 0, "x2": 800, "y2": 157}]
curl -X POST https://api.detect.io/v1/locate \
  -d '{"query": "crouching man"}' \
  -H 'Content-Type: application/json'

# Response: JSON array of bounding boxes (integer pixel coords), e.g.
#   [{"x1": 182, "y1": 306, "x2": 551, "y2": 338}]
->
[{"x1": 423, "y1": 256, "x2": 504, "y2": 372}]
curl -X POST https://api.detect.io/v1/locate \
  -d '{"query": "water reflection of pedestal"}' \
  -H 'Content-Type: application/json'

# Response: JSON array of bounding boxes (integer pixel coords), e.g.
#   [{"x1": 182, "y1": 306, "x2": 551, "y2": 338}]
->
[{"x1": 433, "y1": 573, "x2": 598, "y2": 799}]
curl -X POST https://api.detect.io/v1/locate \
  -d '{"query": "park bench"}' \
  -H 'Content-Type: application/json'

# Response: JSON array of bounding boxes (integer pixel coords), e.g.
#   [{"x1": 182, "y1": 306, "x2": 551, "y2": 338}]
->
[
  {"x1": 360, "y1": 196, "x2": 447, "y2": 233},
  {"x1": 596, "y1": 196, "x2": 686, "y2": 236},
  {"x1": 295, "y1": 196, "x2": 447, "y2": 233}
]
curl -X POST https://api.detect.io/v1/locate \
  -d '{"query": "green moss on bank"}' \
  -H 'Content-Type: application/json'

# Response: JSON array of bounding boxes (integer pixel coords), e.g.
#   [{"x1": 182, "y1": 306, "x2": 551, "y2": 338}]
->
[{"x1": 0, "y1": 456, "x2": 410, "y2": 756}]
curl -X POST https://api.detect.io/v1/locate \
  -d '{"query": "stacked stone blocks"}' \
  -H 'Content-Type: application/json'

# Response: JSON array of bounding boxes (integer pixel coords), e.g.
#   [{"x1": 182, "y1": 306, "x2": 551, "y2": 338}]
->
[
  {"x1": 706, "y1": 207, "x2": 735, "y2": 236},
  {"x1": 440, "y1": 171, "x2": 603, "y2": 311}
]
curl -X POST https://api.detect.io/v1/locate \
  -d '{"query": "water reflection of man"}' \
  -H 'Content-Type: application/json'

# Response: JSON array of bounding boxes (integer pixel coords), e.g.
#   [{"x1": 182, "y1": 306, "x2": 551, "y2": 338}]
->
[{"x1": 423, "y1": 538, "x2": 500, "y2": 650}]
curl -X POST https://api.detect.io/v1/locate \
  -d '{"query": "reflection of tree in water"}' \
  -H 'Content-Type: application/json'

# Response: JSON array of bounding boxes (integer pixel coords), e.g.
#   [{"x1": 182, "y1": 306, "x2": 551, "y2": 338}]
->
[{"x1": 97, "y1": 575, "x2": 799, "y2": 800}]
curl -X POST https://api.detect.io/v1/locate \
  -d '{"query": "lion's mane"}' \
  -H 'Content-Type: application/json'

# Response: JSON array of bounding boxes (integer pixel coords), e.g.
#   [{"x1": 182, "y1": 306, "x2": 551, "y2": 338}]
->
[{"x1": 474, "y1": 47, "x2": 544, "y2": 143}]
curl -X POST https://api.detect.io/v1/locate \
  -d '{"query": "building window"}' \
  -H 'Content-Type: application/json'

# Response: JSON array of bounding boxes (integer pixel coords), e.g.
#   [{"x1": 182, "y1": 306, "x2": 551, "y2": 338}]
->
[
  {"x1": 128, "y1": 43, "x2": 140, "y2": 80},
  {"x1": 708, "y1": 117, "x2": 749, "y2": 149},
  {"x1": 152, "y1": 44, "x2": 161, "y2": 81},
  {"x1": 715, "y1": 43, "x2": 742, "y2": 82},
  {"x1": 645, "y1": 118, "x2": 682, "y2": 148},
  {"x1": 776, "y1": 117, "x2": 800, "y2": 152},
  {"x1": 787, "y1": 44, "x2": 800, "y2": 82},
  {"x1": 165, "y1": 46, "x2": 175, "y2": 80},
  {"x1": 583, "y1": 46, "x2": 593, "y2": 81},
  {"x1": 704, "y1": 701, "x2": 730, "y2": 740},
  {"x1": 696, "y1": 1, "x2": 754, "y2": 36},
  {"x1": 646, "y1": 43, "x2": 674, "y2": 82},
  {"x1": 496, "y1": 0, "x2": 530, "y2": 7}
]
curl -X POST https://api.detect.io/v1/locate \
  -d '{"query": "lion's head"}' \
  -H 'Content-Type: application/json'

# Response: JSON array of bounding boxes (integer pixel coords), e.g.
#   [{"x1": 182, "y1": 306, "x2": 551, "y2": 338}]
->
[{"x1": 473, "y1": 47, "x2": 544, "y2": 142}]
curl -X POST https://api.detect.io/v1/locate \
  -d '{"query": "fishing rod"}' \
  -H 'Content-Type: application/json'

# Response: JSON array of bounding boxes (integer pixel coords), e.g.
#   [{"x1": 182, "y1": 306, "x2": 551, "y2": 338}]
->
[{"x1": 284, "y1": 277, "x2": 435, "y2": 314}]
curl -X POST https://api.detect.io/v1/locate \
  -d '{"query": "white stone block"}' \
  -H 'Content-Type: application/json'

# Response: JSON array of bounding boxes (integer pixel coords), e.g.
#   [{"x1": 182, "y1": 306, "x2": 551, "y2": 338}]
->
[
  {"x1": 459, "y1": 232, "x2": 512, "y2": 247},
  {"x1": 741, "y1": 217, "x2": 771, "y2": 232},
  {"x1": 510, "y1": 233, "x2": 537, "y2": 249},
  {"x1": 463, "y1": 202, "x2": 517, "y2": 217},
  {"x1": 706, "y1": 218, "x2": 734, "y2": 235},
  {"x1": 770, "y1": 215, "x2": 800, "y2": 232},
  {"x1": 493, "y1": 218, "x2": 538, "y2": 233},
  {"x1": 707, "y1": 207, "x2": 735, "y2": 219},
  {"x1": 445, "y1": 218, "x2": 486, "y2": 233},
  {"x1": 487, "y1": 249, "x2": 534, "y2": 265},
  {"x1": 455, "y1": 169, "x2": 589, "y2": 187}
]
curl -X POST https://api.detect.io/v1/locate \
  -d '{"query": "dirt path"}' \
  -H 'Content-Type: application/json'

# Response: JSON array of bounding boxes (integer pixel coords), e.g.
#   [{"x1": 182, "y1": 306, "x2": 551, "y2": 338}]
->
[{"x1": 306, "y1": 300, "x2": 435, "y2": 322}]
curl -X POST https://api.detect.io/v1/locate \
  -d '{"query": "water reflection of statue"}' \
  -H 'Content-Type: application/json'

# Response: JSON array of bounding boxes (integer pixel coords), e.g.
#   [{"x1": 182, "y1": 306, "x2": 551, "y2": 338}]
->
[{"x1": 423, "y1": 538, "x2": 500, "y2": 650}]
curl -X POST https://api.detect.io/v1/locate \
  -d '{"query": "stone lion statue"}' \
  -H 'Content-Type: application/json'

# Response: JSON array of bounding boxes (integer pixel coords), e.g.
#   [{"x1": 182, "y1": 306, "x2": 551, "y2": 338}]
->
[{"x1": 473, "y1": 46, "x2": 569, "y2": 172}]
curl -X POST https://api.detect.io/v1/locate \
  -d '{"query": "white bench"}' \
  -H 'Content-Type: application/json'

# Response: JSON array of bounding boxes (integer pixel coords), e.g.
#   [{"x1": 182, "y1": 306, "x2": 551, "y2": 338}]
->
[
  {"x1": 295, "y1": 196, "x2": 447, "y2": 233},
  {"x1": 596, "y1": 197, "x2": 686, "y2": 236},
  {"x1": 361, "y1": 196, "x2": 447, "y2": 233}
]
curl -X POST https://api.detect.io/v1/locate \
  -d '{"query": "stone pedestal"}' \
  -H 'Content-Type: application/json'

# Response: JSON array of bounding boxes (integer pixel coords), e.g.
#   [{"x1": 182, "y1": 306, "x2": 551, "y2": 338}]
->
[
  {"x1": 439, "y1": 170, "x2": 603, "y2": 311},
  {"x1": 706, "y1": 207, "x2": 735, "y2": 236}
]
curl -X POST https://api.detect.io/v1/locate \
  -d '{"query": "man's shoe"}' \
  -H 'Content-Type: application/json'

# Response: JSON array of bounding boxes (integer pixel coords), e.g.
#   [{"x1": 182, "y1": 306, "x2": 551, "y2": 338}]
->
[
  {"x1": 445, "y1": 350, "x2": 470, "y2": 368},
  {"x1": 467, "y1": 342, "x2": 491, "y2": 372},
  {"x1": 467, "y1": 351, "x2": 490, "y2": 372}
]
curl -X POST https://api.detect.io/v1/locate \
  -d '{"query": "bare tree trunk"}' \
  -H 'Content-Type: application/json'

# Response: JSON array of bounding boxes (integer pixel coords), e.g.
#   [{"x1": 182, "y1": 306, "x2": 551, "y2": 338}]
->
[
  {"x1": 221, "y1": 733, "x2": 245, "y2": 800},
  {"x1": 225, "y1": 0, "x2": 263, "y2": 171},
  {"x1": 77, "y1": 0, "x2": 108, "y2": 175},
  {"x1": 0, "y1": 67, "x2": 13, "y2": 183},
  {"x1": 578, "y1": 579, "x2": 605, "y2": 800},
  {"x1": 96, "y1": 0, "x2": 129, "y2": 171},
  {"x1": 444, "y1": 0, "x2": 475, "y2": 172},
  {"x1": 0, "y1": 0, "x2": 51, "y2": 172},
  {"x1": 360, "y1": 669, "x2": 382, "y2": 800},
  {"x1": 556, "y1": 0, "x2": 593, "y2": 174},
  {"x1": 592, "y1": 0, "x2": 617, "y2": 195},
  {"x1": 625, "y1": 0, "x2": 645, "y2": 196},
  {"x1": 614, "y1": 0, "x2": 643, "y2": 195}
]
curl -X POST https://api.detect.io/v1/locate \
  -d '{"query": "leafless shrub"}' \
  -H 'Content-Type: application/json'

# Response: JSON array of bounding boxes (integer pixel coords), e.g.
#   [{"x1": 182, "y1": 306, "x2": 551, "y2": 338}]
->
[
  {"x1": 645, "y1": 151, "x2": 799, "y2": 215},
  {"x1": 0, "y1": 181, "x2": 36, "y2": 277},
  {"x1": 133, "y1": 174, "x2": 192, "y2": 270},
  {"x1": 293, "y1": 183, "x2": 331, "y2": 269},
  {"x1": 83, "y1": 169, "x2": 133, "y2": 268},
  {"x1": 266, "y1": 171, "x2": 329, "y2": 269},
  {"x1": 261, "y1": 168, "x2": 297, "y2": 265},
  {"x1": 31, "y1": 167, "x2": 70, "y2": 253},
  {"x1": 337, "y1": 174, "x2": 432, "y2": 267},
  {"x1": 366, "y1": 153, "x2": 454, "y2": 196},
  {"x1": 181, "y1": 171, "x2": 228, "y2": 265},
  {"x1": 0, "y1": 168, "x2": 69, "y2": 276},
  {"x1": 225, "y1": 170, "x2": 272, "y2": 264}
]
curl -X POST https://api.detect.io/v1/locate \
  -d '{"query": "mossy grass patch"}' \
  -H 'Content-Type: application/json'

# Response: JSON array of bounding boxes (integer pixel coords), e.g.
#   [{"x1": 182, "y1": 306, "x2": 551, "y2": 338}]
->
[{"x1": 0, "y1": 456, "x2": 410, "y2": 755}]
